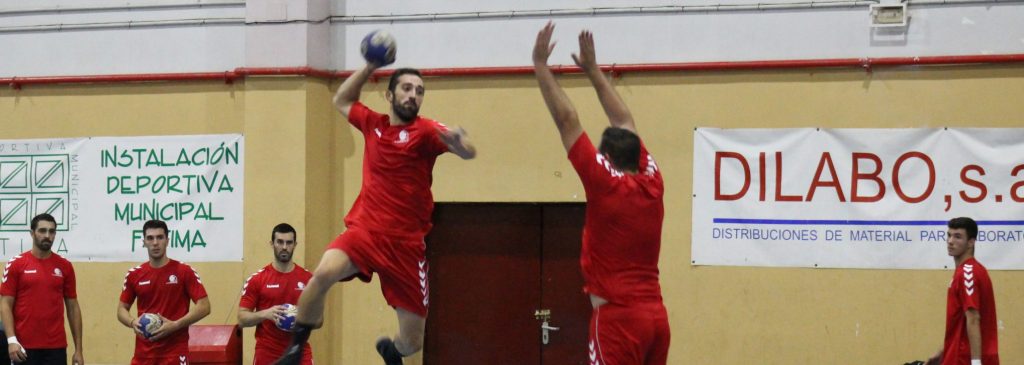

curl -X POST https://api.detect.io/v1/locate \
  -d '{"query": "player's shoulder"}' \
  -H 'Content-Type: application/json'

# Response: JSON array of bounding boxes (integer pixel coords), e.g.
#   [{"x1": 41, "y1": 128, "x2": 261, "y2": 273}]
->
[
  {"x1": 123, "y1": 263, "x2": 146, "y2": 279},
  {"x1": 294, "y1": 264, "x2": 313, "y2": 277},
  {"x1": 244, "y1": 267, "x2": 268, "y2": 282},
  {"x1": 174, "y1": 260, "x2": 202, "y2": 274},
  {"x1": 4, "y1": 252, "x2": 28, "y2": 268},
  {"x1": 51, "y1": 253, "x2": 74, "y2": 266}
]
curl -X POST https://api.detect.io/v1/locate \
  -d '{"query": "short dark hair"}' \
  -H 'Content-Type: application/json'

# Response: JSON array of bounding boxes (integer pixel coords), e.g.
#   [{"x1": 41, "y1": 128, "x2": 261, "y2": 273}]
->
[
  {"x1": 388, "y1": 68, "x2": 422, "y2": 93},
  {"x1": 599, "y1": 127, "x2": 641, "y2": 173},
  {"x1": 30, "y1": 213, "x2": 56, "y2": 230},
  {"x1": 948, "y1": 217, "x2": 978, "y2": 240},
  {"x1": 271, "y1": 223, "x2": 297, "y2": 242},
  {"x1": 142, "y1": 220, "x2": 169, "y2": 236}
]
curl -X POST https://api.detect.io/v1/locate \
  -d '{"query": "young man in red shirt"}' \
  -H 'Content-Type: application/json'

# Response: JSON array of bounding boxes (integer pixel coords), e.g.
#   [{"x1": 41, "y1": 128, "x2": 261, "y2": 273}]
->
[
  {"x1": 276, "y1": 52, "x2": 476, "y2": 364},
  {"x1": 239, "y1": 224, "x2": 315, "y2": 364},
  {"x1": 1, "y1": 213, "x2": 84, "y2": 365},
  {"x1": 925, "y1": 217, "x2": 999, "y2": 365},
  {"x1": 533, "y1": 23, "x2": 670, "y2": 365},
  {"x1": 117, "y1": 219, "x2": 211, "y2": 365}
]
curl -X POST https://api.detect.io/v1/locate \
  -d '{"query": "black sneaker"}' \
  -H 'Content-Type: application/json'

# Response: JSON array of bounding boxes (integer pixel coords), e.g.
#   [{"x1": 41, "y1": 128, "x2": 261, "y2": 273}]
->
[
  {"x1": 272, "y1": 344, "x2": 304, "y2": 365},
  {"x1": 375, "y1": 337, "x2": 404, "y2": 365}
]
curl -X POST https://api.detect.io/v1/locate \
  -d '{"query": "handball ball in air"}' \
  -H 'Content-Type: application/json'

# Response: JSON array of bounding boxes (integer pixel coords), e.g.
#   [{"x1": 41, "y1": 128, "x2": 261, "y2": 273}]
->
[
  {"x1": 361, "y1": 30, "x2": 397, "y2": 66},
  {"x1": 276, "y1": 304, "x2": 299, "y2": 332},
  {"x1": 137, "y1": 313, "x2": 163, "y2": 339}
]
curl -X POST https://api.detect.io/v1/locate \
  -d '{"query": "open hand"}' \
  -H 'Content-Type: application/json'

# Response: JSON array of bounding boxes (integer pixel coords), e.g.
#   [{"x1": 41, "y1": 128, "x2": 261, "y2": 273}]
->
[{"x1": 533, "y1": 22, "x2": 557, "y2": 65}]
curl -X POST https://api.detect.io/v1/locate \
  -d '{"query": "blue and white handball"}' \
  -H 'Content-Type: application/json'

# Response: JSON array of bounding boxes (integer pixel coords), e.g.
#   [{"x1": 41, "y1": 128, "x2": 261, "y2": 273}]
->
[
  {"x1": 276, "y1": 303, "x2": 299, "y2": 332},
  {"x1": 137, "y1": 313, "x2": 163, "y2": 339},
  {"x1": 361, "y1": 30, "x2": 397, "y2": 66}
]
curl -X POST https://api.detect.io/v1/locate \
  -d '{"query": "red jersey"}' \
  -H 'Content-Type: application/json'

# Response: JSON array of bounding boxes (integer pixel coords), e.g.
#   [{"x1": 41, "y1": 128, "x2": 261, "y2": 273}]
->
[
  {"x1": 344, "y1": 101, "x2": 450, "y2": 238},
  {"x1": 0, "y1": 251, "x2": 76, "y2": 349},
  {"x1": 943, "y1": 258, "x2": 999, "y2": 365},
  {"x1": 119, "y1": 259, "x2": 208, "y2": 359},
  {"x1": 568, "y1": 133, "x2": 664, "y2": 305},
  {"x1": 239, "y1": 264, "x2": 313, "y2": 358}
]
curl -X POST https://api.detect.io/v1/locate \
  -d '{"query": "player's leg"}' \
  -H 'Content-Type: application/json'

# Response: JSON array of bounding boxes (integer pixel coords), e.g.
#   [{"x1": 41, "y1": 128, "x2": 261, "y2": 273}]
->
[
  {"x1": 376, "y1": 308, "x2": 425, "y2": 365},
  {"x1": 295, "y1": 248, "x2": 360, "y2": 326},
  {"x1": 375, "y1": 237, "x2": 428, "y2": 365},
  {"x1": 589, "y1": 303, "x2": 646, "y2": 365},
  {"x1": 644, "y1": 303, "x2": 671, "y2": 365},
  {"x1": 275, "y1": 246, "x2": 361, "y2": 365}
]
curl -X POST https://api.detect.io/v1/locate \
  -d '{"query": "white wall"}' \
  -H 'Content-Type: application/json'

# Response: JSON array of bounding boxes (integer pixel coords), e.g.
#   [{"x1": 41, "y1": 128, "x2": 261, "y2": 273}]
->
[{"x1": 1, "y1": 0, "x2": 1023, "y2": 77}]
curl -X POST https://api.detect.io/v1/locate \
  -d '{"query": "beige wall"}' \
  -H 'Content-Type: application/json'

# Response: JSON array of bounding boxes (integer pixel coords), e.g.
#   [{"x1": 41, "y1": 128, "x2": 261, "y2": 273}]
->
[{"x1": 1, "y1": 65, "x2": 1022, "y2": 364}]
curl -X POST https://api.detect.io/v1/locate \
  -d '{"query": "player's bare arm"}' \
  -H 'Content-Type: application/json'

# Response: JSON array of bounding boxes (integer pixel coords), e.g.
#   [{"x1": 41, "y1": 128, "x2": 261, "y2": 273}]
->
[
  {"x1": 437, "y1": 126, "x2": 477, "y2": 159},
  {"x1": 2, "y1": 295, "x2": 26, "y2": 362},
  {"x1": 116, "y1": 301, "x2": 146, "y2": 337},
  {"x1": 238, "y1": 305, "x2": 287, "y2": 328},
  {"x1": 149, "y1": 297, "x2": 211, "y2": 341},
  {"x1": 334, "y1": 63, "x2": 381, "y2": 118},
  {"x1": 533, "y1": 22, "x2": 584, "y2": 152},
  {"x1": 965, "y1": 308, "x2": 983, "y2": 361},
  {"x1": 65, "y1": 297, "x2": 84, "y2": 365},
  {"x1": 573, "y1": 30, "x2": 636, "y2": 133}
]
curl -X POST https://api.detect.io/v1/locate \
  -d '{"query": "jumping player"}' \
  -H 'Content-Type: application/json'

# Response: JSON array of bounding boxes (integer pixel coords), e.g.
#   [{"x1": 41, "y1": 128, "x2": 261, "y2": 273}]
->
[
  {"x1": 275, "y1": 54, "x2": 476, "y2": 364},
  {"x1": 533, "y1": 22, "x2": 671, "y2": 365}
]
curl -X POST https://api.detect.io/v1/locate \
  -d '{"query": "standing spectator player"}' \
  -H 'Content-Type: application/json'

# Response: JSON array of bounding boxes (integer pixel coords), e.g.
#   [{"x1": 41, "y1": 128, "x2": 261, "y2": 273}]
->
[
  {"x1": 533, "y1": 23, "x2": 671, "y2": 365},
  {"x1": 925, "y1": 217, "x2": 999, "y2": 365},
  {"x1": 239, "y1": 224, "x2": 315, "y2": 364},
  {"x1": 117, "y1": 220, "x2": 210, "y2": 365},
  {"x1": 1, "y1": 213, "x2": 84, "y2": 365}
]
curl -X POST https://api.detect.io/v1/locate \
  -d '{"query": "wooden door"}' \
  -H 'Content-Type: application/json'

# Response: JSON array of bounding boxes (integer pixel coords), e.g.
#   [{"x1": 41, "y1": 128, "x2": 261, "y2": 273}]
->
[{"x1": 424, "y1": 203, "x2": 589, "y2": 365}]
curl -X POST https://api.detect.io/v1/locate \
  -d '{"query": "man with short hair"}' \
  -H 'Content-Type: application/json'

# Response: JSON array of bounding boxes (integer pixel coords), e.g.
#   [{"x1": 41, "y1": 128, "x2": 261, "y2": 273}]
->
[
  {"x1": 117, "y1": 219, "x2": 211, "y2": 365},
  {"x1": 925, "y1": 217, "x2": 999, "y2": 365},
  {"x1": 276, "y1": 45, "x2": 476, "y2": 365},
  {"x1": 1, "y1": 213, "x2": 84, "y2": 365},
  {"x1": 239, "y1": 223, "x2": 315, "y2": 364},
  {"x1": 533, "y1": 23, "x2": 671, "y2": 365}
]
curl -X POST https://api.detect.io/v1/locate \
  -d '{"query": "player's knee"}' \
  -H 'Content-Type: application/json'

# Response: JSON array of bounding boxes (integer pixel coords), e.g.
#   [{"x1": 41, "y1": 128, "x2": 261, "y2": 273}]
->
[{"x1": 398, "y1": 332, "x2": 424, "y2": 354}]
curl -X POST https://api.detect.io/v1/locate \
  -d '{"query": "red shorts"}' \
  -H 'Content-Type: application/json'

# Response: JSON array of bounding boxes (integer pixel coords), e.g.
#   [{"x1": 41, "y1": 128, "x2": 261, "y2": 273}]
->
[
  {"x1": 588, "y1": 301, "x2": 670, "y2": 365},
  {"x1": 254, "y1": 345, "x2": 313, "y2": 365},
  {"x1": 328, "y1": 227, "x2": 429, "y2": 317},
  {"x1": 132, "y1": 354, "x2": 190, "y2": 365}
]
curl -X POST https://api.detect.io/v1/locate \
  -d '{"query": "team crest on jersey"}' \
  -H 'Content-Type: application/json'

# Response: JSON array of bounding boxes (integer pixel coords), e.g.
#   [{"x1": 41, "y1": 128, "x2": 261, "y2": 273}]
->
[
  {"x1": 297, "y1": 282, "x2": 305, "y2": 290},
  {"x1": 374, "y1": 128, "x2": 382, "y2": 138},
  {"x1": 397, "y1": 130, "x2": 410, "y2": 144},
  {"x1": 53, "y1": 268, "x2": 63, "y2": 277},
  {"x1": 168, "y1": 274, "x2": 179, "y2": 284}
]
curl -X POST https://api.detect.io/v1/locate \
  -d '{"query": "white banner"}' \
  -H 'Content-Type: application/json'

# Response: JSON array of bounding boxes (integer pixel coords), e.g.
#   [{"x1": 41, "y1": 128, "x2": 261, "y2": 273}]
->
[
  {"x1": 0, "y1": 135, "x2": 244, "y2": 262},
  {"x1": 692, "y1": 128, "x2": 1024, "y2": 269}
]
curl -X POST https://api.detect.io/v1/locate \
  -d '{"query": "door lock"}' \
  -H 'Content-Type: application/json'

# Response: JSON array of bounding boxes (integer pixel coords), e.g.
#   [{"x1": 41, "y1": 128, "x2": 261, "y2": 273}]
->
[{"x1": 534, "y1": 309, "x2": 560, "y2": 345}]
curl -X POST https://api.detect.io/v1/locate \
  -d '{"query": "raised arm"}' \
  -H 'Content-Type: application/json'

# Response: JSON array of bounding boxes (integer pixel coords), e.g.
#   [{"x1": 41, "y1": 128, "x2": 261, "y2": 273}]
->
[
  {"x1": 533, "y1": 22, "x2": 584, "y2": 152},
  {"x1": 333, "y1": 63, "x2": 381, "y2": 119},
  {"x1": 572, "y1": 30, "x2": 636, "y2": 133}
]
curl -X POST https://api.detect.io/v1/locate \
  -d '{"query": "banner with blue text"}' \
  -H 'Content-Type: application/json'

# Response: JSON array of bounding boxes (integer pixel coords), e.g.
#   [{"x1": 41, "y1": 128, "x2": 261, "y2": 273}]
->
[
  {"x1": 692, "y1": 128, "x2": 1024, "y2": 269},
  {"x1": 0, "y1": 134, "x2": 244, "y2": 262}
]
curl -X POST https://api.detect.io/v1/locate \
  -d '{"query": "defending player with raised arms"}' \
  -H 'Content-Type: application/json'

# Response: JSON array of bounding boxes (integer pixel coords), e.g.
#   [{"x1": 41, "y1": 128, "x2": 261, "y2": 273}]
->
[{"x1": 533, "y1": 22, "x2": 671, "y2": 365}]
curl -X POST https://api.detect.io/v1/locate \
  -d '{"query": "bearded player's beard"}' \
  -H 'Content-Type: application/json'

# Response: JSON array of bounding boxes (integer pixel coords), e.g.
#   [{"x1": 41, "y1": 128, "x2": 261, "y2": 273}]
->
[{"x1": 392, "y1": 98, "x2": 419, "y2": 122}]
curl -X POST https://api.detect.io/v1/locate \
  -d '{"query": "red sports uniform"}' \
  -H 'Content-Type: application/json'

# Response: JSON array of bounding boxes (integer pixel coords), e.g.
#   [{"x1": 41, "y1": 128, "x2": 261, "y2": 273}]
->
[
  {"x1": 568, "y1": 133, "x2": 670, "y2": 365},
  {"x1": 239, "y1": 264, "x2": 314, "y2": 365},
  {"x1": 942, "y1": 258, "x2": 999, "y2": 365},
  {"x1": 327, "y1": 101, "x2": 450, "y2": 317},
  {"x1": 0, "y1": 251, "x2": 77, "y2": 349},
  {"x1": 120, "y1": 260, "x2": 208, "y2": 365}
]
